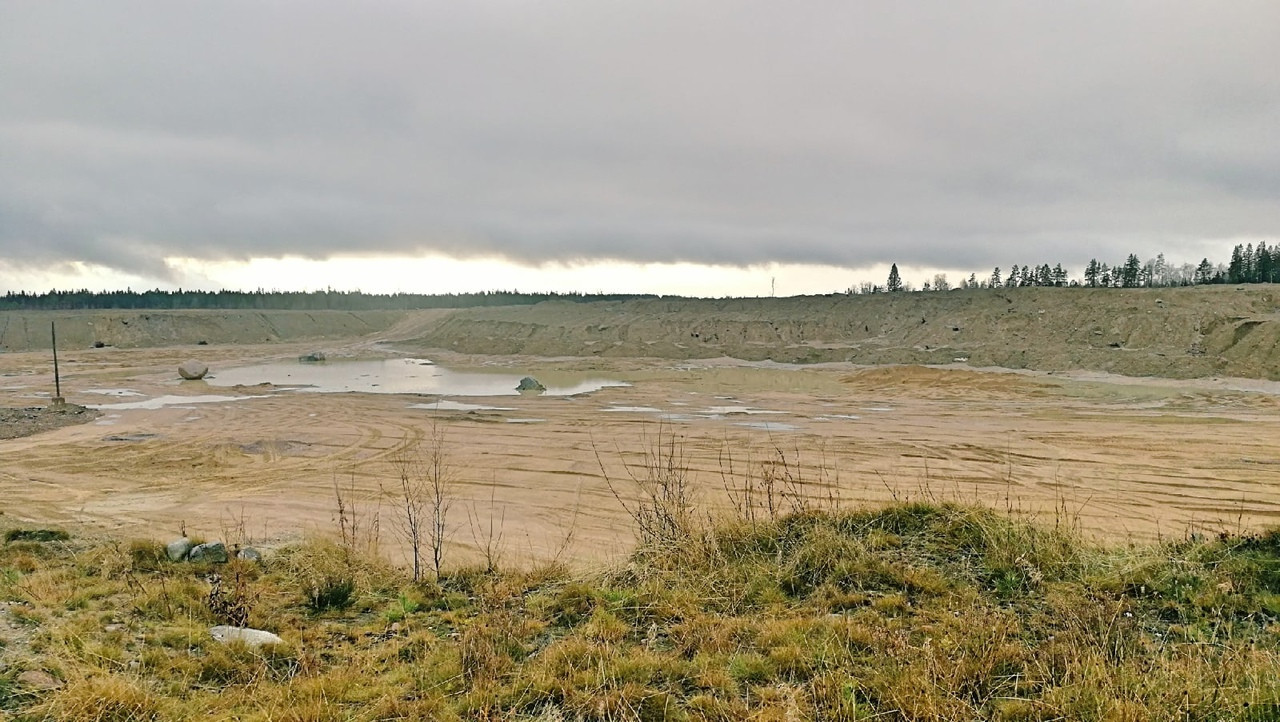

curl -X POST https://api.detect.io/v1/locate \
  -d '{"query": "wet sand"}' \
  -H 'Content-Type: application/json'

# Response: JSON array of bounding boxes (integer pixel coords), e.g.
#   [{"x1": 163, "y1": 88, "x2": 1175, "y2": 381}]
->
[{"x1": 3, "y1": 340, "x2": 1279, "y2": 567}]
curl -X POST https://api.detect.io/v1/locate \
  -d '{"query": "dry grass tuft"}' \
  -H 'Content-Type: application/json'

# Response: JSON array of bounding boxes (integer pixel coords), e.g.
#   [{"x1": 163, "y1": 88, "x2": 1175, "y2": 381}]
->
[{"x1": 4, "y1": 497, "x2": 1280, "y2": 719}]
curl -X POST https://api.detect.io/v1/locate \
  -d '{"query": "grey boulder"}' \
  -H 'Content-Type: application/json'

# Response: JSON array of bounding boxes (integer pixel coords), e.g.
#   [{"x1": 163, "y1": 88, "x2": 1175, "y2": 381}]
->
[
  {"x1": 236, "y1": 546, "x2": 263, "y2": 563},
  {"x1": 516, "y1": 376, "x2": 546, "y2": 392},
  {"x1": 178, "y1": 360, "x2": 209, "y2": 380},
  {"x1": 166, "y1": 537, "x2": 194, "y2": 562},
  {"x1": 188, "y1": 542, "x2": 228, "y2": 563}
]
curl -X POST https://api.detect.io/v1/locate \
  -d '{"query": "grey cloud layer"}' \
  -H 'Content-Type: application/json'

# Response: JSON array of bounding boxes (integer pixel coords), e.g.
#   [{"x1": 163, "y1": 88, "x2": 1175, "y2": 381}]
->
[{"x1": 2, "y1": 1, "x2": 1277, "y2": 278}]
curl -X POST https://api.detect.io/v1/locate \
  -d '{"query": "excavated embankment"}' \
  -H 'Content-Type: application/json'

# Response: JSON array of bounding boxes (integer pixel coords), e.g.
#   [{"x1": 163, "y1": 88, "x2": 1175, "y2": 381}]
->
[
  {"x1": 401, "y1": 286, "x2": 1280, "y2": 380},
  {"x1": 0, "y1": 309, "x2": 406, "y2": 352},
  {"x1": 2, "y1": 286, "x2": 1277, "y2": 380}
]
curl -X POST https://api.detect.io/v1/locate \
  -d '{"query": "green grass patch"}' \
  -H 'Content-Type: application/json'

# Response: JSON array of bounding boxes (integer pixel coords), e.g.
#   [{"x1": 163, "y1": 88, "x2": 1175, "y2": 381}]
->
[
  {"x1": 4, "y1": 528, "x2": 70, "y2": 543},
  {"x1": 4, "y1": 503, "x2": 1280, "y2": 719}
]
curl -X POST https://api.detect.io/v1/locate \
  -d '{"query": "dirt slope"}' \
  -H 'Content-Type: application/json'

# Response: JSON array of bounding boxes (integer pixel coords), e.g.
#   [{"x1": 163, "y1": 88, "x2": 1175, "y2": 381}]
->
[
  {"x1": 403, "y1": 285, "x2": 1280, "y2": 379},
  {"x1": 3, "y1": 286, "x2": 1278, "y2": 380},
  {"x1": 0, "y1": 309, "x2": 408, "y2": 352}
]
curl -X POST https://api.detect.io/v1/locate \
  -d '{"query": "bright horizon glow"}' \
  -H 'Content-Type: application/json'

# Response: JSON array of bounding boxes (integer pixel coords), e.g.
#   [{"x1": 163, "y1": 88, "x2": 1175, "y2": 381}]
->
[
  {"x1": 1, "y1": 255, "x2": 966, "y2": 298},
  {"x1": 0, "y1": 243, "x2": 1251, "y2": 299}
]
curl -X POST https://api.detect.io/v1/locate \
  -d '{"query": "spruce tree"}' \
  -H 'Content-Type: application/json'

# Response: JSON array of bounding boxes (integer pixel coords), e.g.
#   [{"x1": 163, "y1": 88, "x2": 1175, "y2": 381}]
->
[
  {"x1": 1228, "y1": 244, "x2": 1245, "y2": 283},
  {"x1": 887, "y1": 263, "x2": 903, "y2": 292},
  {"x1": 1258, "y1": 242, "x2": 1274, "y2": 283},
  {"x1": 1122, "y1": 254, "x2": 1142, "y2": 287}
]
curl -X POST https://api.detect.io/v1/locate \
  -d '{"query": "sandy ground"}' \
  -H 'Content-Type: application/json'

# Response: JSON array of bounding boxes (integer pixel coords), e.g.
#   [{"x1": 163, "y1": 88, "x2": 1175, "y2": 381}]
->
[{"x1": 3, "y1": 337, "x2": 1280, "y2": 568}]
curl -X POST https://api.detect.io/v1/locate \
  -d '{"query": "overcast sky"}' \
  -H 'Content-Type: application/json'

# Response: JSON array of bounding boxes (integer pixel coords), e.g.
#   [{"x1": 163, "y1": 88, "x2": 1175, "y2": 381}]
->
[{"x1": 2, "y1": 1, "x2": 1277, "y2": 294}]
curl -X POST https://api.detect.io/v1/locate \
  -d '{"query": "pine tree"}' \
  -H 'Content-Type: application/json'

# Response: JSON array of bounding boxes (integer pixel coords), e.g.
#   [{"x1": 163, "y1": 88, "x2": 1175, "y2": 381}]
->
[
  {"x1": 1037, "y1": 264, "x2": 1053, "y2": 286},
  {"x1": 990, "y1": 267, "x2": 1002, "y2": 287},
  {"x1": 1052, "y1": 263, "x2": 1067, "y2": 286},
  {"x1": 887, "y1": 263, "x2": 903, "y2": 292},
  {"x1": 1084, "y1": 259, "x2": 1100, "y2": 287},
  {"x1": 1194, "y1": 258, "x2": 1214, "y2": 285}
]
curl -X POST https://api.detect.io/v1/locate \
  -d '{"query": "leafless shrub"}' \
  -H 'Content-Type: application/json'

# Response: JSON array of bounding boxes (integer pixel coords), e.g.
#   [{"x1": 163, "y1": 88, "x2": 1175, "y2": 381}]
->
[
  {"x1": 207, "y1": 567, "x2": 257, "y2": 627},
  {"x1": 389, "y1": 422, "x2": 453, "y2": 581},
  {"x1": 595, "y1": 422, "x2": 695, "y2": 548}
]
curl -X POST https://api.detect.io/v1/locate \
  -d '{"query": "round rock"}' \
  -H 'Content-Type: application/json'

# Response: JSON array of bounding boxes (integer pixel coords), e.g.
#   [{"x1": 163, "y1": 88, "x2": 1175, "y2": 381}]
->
[
  {"x1": 166, "y1": 537, "x2": 194, "y2": 562},
  {"x1": 178, "y1": 360, "x2": 209, "y2": 380},
  {"x1": 188, "y1": 541, "x2": 228, "y2": 564}
]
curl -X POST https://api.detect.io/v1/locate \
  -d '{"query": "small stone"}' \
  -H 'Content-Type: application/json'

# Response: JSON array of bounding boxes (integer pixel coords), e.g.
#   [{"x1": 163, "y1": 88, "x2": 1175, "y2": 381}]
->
[
  {"x1": 17, "y1": 670, "x2": 62, "y2": 691},
  {"x1": 209, "y1": 625, "x2": 284, "y2": 647},
  {"x1": 166, "y1": 537, "x2": 194, "y2": 562},
  {"x1": 178, "y1": 360, "x2": 209, "y2": 380},
  {"x1": 236, "y1": 546, "x2": 262, "y2": 563},
  {"x1": 188, "y1": 542, "x2": 228, "y2": 564},
  {"x1": 104, "y1": 624, "x2": 123, "y2": 633}
]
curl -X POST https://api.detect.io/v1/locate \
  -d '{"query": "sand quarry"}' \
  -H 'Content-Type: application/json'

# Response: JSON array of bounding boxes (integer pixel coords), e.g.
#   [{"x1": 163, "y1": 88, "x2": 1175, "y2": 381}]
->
[{"x1": 3, "y1": 290, "x2": 1280, "y2": 566}]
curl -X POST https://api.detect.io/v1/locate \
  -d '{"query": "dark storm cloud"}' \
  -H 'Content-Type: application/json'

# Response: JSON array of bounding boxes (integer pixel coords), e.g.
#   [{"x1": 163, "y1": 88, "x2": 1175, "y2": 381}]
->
[{"x1": 2, "y1": 0, "x2": 1277, "y2": 278}]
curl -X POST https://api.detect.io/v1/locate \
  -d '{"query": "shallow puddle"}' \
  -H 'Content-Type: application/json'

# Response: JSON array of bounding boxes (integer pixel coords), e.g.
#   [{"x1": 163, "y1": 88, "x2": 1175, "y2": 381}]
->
[
  {"x1": 734, "y1": 421, "x2": 801, "y2": 431},
  {"x1": 92, "y1": 394, "x2": 267, "y2": 410},
  {"x1": 207, "y1": 358, "x2": 627, "y2": 397},
  {"x1": 82, "y1": 388, "x2": 145, "y2": 397},
  {"x1": 408, "y1": 400, "x2": 516, "y2": 412}
]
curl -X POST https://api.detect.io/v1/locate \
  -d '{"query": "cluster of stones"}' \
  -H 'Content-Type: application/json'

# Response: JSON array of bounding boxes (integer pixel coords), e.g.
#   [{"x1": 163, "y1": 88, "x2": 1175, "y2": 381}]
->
[
  {"x1": 165, "y1": 538, "x2": 262, "y2": 564},
  {"x1": 162, "y1": 538, "x2": 281, "y2": 648}
]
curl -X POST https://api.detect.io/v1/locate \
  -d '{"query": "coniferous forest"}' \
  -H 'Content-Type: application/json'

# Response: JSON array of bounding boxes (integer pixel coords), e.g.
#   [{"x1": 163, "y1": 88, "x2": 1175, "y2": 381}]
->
[
  {"x1": 1, "y1": 242, "x2": 1274, "y2": 309},
  {"x1": 861, "y1": 242, "x2": 1275, "y2": 294}
]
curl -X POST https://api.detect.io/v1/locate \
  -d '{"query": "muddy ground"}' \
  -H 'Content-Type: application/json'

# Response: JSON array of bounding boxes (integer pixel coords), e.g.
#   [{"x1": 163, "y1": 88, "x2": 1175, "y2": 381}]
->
[{"x1": 3, "y1": 303, "x2": 1279, "y2": 567}]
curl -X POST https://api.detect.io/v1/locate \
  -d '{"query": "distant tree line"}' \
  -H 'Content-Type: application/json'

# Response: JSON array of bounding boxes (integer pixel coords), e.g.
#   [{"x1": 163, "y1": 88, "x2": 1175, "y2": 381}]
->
[
  {"x1": 0, "y1": 288, "x2": 662, "y2": 312},
  {"x1": 860, "y1": 242, "x2": 1276, "y2": 294}
]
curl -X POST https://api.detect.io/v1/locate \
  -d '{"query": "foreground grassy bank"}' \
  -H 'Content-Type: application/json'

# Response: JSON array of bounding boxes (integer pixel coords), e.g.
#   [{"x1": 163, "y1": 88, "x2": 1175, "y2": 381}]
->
[{"x1": 3, "y1": 503, "x2": 1280, "y2": 721}]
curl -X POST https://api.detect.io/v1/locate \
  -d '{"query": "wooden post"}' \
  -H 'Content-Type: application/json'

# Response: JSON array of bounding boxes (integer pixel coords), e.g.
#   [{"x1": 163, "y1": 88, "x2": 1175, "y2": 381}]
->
[{"x1": 51, "y1": 321, "x2": 65, "y2": 407}]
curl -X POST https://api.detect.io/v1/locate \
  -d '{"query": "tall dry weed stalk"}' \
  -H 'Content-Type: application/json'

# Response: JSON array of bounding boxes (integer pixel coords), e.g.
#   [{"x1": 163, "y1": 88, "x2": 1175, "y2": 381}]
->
[
  {"x1": 388, "y1": 421, "x2": 454, "y2": 581},
  {"x1": 332, "y1": 469, "x2": 380, "y2": 559},
  {"x1": 467, "y1": 474, "x2": 507, "y2": 573},
  {"x1": 720, "y1": 436, "x2": 843, "y2": 525}
]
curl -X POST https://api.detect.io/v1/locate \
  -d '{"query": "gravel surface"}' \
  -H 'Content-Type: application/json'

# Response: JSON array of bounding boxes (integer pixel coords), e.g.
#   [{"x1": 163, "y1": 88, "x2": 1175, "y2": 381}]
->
[{"x1": 0, "y1": 404, "x2": 99, "y2": 440}]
